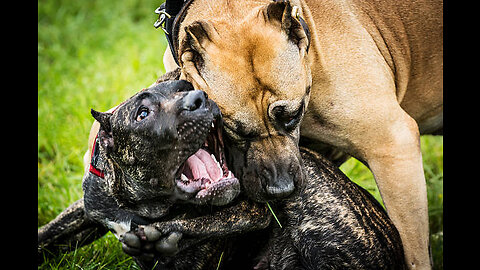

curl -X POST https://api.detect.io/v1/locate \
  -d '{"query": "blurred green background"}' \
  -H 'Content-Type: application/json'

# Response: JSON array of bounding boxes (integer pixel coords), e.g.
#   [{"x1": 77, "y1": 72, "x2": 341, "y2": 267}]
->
[{"x1": 38, "y1": 0, "x2": 443, "y2": 269}]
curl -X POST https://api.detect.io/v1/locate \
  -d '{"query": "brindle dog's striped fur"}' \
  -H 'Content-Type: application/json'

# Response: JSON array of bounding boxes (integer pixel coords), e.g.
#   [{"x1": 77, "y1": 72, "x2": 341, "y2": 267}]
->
[
  {"x1": 129, "y1": 147, "x2": 406, "y2": 269},
  {"x1": 38, "y1": 71, "x2": 405, "y2": 269},
  {"x1": 253, "y1": 148, "x2": 406, "y2": 269}
]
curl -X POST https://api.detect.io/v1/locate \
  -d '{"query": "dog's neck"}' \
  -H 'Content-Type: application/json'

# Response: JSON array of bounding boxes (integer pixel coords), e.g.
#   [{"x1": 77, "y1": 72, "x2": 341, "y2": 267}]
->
[{"x1": 104, "y1": 157, "x2": 174, "y2": 219}]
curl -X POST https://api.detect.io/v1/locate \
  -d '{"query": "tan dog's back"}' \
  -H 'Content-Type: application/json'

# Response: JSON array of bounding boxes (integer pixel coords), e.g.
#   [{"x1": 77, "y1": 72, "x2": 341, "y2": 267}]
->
[{"x1": 305, "y1": 0, "x2": 443, "y2": 133}]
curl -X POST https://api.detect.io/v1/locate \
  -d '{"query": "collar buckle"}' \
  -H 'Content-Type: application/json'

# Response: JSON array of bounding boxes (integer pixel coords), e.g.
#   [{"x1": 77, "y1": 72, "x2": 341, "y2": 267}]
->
[{"x1": 153, "y1": 4, "x2": 172, "y2": 34}]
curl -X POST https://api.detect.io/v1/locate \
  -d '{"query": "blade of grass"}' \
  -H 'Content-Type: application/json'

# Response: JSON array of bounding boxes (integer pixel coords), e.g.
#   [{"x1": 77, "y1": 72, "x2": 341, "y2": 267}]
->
[
  {"x1": 266, "y1": 202, "x2": 282, "y2": 228},
  {"x1": 151, "y1": 260, "x2": 159, "y2": 270},
  {"x1": 216, "y1": 250, "x2": 224, "y2": 270}
]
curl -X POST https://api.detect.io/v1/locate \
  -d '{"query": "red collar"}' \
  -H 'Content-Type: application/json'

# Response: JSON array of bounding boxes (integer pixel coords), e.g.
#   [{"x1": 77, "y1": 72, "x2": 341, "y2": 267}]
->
[{"x1": 89, "y1": 133, "x2": 104, "y2": 178}]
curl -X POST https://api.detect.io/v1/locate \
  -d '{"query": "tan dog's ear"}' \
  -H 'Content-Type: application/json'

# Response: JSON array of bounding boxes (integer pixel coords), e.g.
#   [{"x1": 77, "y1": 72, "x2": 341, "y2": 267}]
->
[
  {"x1": 262, "y1": 0, "x2": 309, "y2": 56},
  {"x1": 180, "y1": 20, "x2": 219, "y2": 90},
  {"x1": 183, "y1": 20, "x2": 219, "y2": 56}
]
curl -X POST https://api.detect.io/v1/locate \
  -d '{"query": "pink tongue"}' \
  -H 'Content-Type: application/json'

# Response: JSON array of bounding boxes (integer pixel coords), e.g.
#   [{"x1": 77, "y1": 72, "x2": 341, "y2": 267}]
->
[{"x1": 185, "y1": 149, "x2": 222, "y2": 181}]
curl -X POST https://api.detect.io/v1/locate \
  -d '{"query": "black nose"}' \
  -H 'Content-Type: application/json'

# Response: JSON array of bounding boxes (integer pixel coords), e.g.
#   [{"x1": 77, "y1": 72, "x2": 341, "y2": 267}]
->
[
  {"x1": 182, "y1": 90, "x2": 207, "y2": 111},
  {"x1": 264, "y1": 161, "x2": 300, "y2": 199}
]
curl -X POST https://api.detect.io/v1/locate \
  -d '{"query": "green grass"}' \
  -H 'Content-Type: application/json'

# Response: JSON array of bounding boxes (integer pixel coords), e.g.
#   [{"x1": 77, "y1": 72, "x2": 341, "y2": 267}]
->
[
  {"x1": 38, "y1": 0, "x2": 167, "y2": 227},
  {"x1": 38, "y1": 1, "x2": 443, "y2": 269},
  {"x1": 39, "y1": 233, "x2": 139, "y2": 270},
  {"x1": 38, "y1": 1, "x2": 166, "y2": 268}
]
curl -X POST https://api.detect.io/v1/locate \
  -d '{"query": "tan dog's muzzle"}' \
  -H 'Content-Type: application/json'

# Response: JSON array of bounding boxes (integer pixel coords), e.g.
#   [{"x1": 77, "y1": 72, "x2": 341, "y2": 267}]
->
[{"x1": 227, "y1": 135, "x2": 304, "y2": 202}]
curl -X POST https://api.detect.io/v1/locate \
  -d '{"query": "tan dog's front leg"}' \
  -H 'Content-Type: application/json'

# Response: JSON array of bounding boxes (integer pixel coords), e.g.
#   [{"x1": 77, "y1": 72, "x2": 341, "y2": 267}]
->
[{"x1": 362, "y1": 115, "x2": 430, "y2": 270}]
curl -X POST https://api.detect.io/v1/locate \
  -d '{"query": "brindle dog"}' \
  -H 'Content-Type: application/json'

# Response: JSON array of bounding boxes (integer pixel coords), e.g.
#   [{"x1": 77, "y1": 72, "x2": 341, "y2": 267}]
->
[
  {"x1": 39, "y1": 76, "x2": 405, "y2": 269},
  {"x1": 38, "y1": 79, "x2": 268, "y2": 264}
]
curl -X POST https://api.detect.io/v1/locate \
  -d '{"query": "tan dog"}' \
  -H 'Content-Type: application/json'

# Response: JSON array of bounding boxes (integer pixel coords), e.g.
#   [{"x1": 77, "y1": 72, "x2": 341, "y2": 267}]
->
[{"x1": 159, "y1": 0, "x2": 442, "y2": 269}]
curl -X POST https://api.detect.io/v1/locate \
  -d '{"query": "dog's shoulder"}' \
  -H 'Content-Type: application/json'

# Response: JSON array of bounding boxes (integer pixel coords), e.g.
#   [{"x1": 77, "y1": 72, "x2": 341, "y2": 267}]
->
[
  {"x1": 82, "y1": 171, "x2": 116, "y2": 222},
  {"x1": 81, "y1": 144, "x2": 121, "y2": 225}
]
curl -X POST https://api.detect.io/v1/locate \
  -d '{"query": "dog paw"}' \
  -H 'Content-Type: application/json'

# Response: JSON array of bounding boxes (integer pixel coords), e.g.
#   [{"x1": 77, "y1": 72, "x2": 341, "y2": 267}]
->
[
  {"x1": 143, "y1": 225, "x2": 162, "y2": 241},
  {"x1": 121, "y1": 225, "x2": 183, "y2": 259},
  {"x1": 140, "y1": 225, "x2": 182, "y2": 256},
  {"x1": 120, "y1": 231, "x2": 142, "y2": 256},
  {"x1": 120, "y1": 228, "x2": 158, "y2": 261},
  {"x1": 154, "y1": 231, "x2": 182, "y2": 256}
]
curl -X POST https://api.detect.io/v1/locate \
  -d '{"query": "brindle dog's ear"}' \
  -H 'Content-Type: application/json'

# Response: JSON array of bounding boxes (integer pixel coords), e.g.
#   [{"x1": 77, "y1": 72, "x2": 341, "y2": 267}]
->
[
  {"x1": 262, "y1": 0, "x2": 309, "y2": 56},
  {"x1": 91, "y1": 109, "x2": 114, "y2": 151}
]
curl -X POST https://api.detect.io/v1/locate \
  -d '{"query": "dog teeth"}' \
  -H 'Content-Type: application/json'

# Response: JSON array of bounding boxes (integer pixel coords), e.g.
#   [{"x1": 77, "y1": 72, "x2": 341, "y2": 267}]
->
[
  {"x1": 210, "y1": 154, "x2": 223, "y2": 177},
  {"x1": 227, "y1": 171, "x2": 233, "y2": 178},
  {"x1": 211, "y1": 123, "x2": 214, "y2": 128},
  {"x1": 181, "y1": 174, "x2": 188, "y2": 182}
]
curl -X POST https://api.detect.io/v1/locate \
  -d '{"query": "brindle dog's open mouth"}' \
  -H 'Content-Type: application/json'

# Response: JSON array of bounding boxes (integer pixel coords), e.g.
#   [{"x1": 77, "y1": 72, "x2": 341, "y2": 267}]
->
[{"x1": 175, "y1": 118, "x2": 239, "y2": 205}]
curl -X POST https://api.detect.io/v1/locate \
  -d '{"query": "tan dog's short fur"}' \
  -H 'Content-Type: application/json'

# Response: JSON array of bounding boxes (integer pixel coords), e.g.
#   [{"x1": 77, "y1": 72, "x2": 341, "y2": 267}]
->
[
  {"x1": 160, "y1": 1, "x2": 442, "y2": 269},
  {"x1": 87, "y1": 0, "x2": 441, "y2": 269}
]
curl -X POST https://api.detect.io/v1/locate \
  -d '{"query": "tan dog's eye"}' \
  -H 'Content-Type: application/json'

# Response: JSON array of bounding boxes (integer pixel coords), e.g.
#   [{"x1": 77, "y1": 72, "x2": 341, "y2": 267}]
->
[
  {"x1": 271, "y1": 101, "x2": 304, "y2": 132},
  {"x1": 136, "y1": 107, "x2": 149, "y2": 121}
]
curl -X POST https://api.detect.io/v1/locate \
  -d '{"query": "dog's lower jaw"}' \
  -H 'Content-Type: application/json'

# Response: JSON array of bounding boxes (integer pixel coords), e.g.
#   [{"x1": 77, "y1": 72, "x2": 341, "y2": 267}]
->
[
  {"x1": 230, "y1": 155, "x2": 302, "y2": 203},
  {"x1": 265, "y1": 181, "x2": 294, "y2": 199}
]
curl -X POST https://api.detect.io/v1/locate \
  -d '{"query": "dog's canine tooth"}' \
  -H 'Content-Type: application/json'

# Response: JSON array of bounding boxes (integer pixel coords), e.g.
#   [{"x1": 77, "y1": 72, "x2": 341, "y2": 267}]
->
[
  {"x1": 211, "y1": 153, "x2": 223, "y2": 176},
  {"x1": 181, "y1": 174, "x2": 188, "y2": 182}
]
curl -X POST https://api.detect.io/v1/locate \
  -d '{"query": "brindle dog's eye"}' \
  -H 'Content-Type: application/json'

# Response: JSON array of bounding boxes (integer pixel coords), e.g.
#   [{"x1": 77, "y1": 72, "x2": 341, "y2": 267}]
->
[{"x1": 136, "y1": 107, "x2": 149, "y2": 121}]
